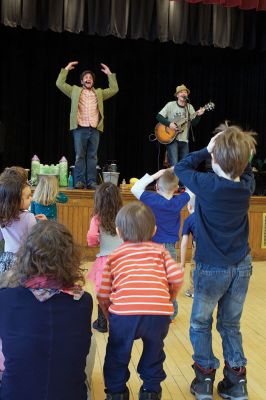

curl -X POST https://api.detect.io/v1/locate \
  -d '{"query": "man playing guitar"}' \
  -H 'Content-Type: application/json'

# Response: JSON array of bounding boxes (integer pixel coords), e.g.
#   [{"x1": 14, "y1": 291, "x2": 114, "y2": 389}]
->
[{"x1": 156, "y1": 84, "x2": 205, "y2": 167}]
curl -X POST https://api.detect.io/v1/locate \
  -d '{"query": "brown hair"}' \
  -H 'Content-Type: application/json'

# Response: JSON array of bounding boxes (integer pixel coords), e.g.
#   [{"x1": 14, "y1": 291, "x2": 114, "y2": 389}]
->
[
  {"x1": 213, "y1": 126, "x2": 257, "y2": 179},
  {"x1": 158, "y1": 169, "x2": 179, "y2": 193},
  {"x1": 93, "y1": 182, "x2": 123, "y2": 235},
  {"x1": 0, "y1": 176, "x2": 28, "y2": 226},
  {"x1": 1, "y1": 166, "x2": 28, "y2": 183},
  {"x1": 116, "y1": 201, "x2": 155, "y2": 242},
  {"x1": 12, "y1": 220, "x2": 83, "y2": 287},
  {"x1": 33, "y1": 176, "x2": 59, "y2": 205}
]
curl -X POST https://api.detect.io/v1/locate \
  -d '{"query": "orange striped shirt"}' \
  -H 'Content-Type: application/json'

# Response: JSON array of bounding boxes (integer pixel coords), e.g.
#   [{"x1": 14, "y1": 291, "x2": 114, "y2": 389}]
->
[
  {"x1": 97, "y1": 242, "x2": 184, "y2": 316},
  {"x1": 77, "y1": 88, "x2": 99, "y2": 128}
]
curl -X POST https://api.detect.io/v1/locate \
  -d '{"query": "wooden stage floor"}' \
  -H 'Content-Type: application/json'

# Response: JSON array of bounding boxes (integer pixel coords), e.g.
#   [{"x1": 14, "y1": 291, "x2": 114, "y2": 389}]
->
[{"x1": 84, "y1": 261, "x2": 266, "y2": 400}]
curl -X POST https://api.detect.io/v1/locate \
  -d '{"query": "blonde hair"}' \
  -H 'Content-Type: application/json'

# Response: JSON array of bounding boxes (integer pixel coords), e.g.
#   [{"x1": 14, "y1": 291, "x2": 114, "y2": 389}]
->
[
  {"x1": 213, "y1": 126, "x2": 257, "y2": 179},
  {"x1": 33, "y1": 176, "x2": 59, "y2": 206},
  {"x1": 158, "y1": 169, "x2": 178, "y2": 193}
]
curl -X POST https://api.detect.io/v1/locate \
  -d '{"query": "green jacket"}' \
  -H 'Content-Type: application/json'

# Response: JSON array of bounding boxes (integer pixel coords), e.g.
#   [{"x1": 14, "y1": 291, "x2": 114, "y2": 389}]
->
[{"x1": 56, "y1": 68, "x2": 119, "y2": 132}]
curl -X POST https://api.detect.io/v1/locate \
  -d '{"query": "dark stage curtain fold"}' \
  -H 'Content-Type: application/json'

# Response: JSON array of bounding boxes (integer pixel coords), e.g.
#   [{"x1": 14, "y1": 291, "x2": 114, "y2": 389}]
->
[
  {"x1": 1, "y1": 0, "x2": 266, "y2": 49},
  {"x1": 0, "y1": 25, "x2": 265, "y2": 181}
]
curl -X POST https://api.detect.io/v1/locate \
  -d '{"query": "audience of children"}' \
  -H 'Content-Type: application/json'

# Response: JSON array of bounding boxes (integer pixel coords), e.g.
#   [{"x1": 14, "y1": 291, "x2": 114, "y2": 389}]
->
[
  {"x1": 0, "y1": 220, "x2": 93, "y2": 400},
  {"x1": 174, "y1": 124, "x2": 256, "y2": 400},
  {"x1": 31, "y1": 175, "x2": 68, "y2": 220},
  {"x1": 87, "y1": 182, "x2": 123, "y2": 333},
  {"x1": 0, "y1": 122, "x2": 258, "y2": 400},
  {"x1": 131, "y1": 168, "x2": 191, "y2": 320},
  {"x1": 97, "y1": 202, "x2": 184, "y2": 400},
  {"x1": 180, "y1": 195, "x2": 196, "y2": 298}
]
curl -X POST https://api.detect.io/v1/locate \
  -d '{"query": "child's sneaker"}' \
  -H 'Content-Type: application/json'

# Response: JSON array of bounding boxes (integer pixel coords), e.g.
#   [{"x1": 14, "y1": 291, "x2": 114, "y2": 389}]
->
[
  {"x1": 217, "y1": 364, "x2": 248, "y2": 400},
  {"x1": 190, "y1": 363, "x2": 216, "y2": 400},
  {"x1": 185, "y1": 287, "x2": 194, "y2": 298},
  {"x1": 139, "y1": 386, "x2": 162, "y2": 400}
]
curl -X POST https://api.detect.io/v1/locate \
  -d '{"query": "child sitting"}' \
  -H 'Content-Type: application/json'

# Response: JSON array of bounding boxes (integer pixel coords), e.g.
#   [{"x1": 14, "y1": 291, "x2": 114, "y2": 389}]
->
[
  {"x1": 31, "y1": 175, "x2": 68, "y2": 220},
  {"x1": 131, "y1": 168, "x2": 192, "y2": 319},
  {"x1": 98, "y1": 201, "x2": 184, "y2": 400},
  {"x1": 87, "y1": 182, "x2": 123, "y2": 333},
  {"x1": 180, "y1": 195, "x2": 196, "y2": 298},
  {"x1": 0, "y1": 220, "x2": 93, "y2": 400},
  {"x1": 174, "y1": 124, "x2": 256, "y2": 400}
]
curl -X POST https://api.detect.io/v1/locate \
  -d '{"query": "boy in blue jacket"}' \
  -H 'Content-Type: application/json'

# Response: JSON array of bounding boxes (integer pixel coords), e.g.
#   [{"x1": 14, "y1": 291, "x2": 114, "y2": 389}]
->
[{"x1": 174, "y1": 124, "x2": 256, "y2": 400}]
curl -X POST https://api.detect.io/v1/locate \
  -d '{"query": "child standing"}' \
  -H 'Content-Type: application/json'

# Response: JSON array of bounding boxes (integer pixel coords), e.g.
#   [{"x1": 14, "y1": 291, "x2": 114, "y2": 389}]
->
[
  {"x1": 31, "y1": 175, "x2": 68, "y2": 220},
  {"x1": 131, "y1": 168, "x2": 191, "y2": 319},
  {"x1": 98, "y1": 202, "x2": 184, "y2": 400},
  {"x1": 87, "y1": 182, "x2": 123, "y2": 333},
  {"x1": 180, "y1": 195, "x2": 196, "y2": 298},
  {"x1": 174, "y1": 125, "x2": 256, "y2": 400}
]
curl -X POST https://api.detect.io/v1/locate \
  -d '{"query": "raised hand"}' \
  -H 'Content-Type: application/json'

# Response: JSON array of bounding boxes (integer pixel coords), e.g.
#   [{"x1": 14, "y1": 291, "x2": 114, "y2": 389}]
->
[
  {"x1": 100, "y1": 63, "x2": 111, "y2": 75},
  {"x1": 65, "y1": 61, "x2": 79, "y2": 71}
]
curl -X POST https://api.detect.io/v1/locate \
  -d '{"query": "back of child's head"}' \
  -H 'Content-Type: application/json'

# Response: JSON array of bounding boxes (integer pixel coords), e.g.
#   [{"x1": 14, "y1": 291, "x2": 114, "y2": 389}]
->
[
  {"x1": 116, "y1": 201, "x2": 156, "y2": 242},
  {"x1": 212, "y1": 125, "x2": 257, "y2": 179},
  {"x1": 14, "y1": 220, "x2": 83, "y2": 288},
  {"x1": 33, "y1": 176, "x2": 59, "y2": 206},
  {"x1": 157, "y1": 169, "x2": 178, "y2": 194},
  {"x1": 1, "y1": 166, "x2": 28, "y2": 184},
  {"x1": 0, "y1": 175, "x2": 27, "y2": 226},
  {"x1": 93, "y1": 182, "x2": 123, "y2": 236}
]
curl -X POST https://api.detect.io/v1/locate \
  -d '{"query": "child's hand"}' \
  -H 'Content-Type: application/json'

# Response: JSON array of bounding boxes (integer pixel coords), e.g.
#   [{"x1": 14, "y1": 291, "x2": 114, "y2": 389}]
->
[
  {"x1": 35, "y1": 214, "x2": 47, "y2": 221},
  {"x1": 152, "y1": 169, "x2": 166, "y2": 181},
  {"x1": 207, "y1": 131, "x2": 223, "y2": 153}
]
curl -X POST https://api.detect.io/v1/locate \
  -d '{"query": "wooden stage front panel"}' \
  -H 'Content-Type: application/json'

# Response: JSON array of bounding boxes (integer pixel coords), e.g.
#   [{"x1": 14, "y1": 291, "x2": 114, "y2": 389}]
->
[{"x1": 57, "y1": 189, "x2": 266, "y2": 261}]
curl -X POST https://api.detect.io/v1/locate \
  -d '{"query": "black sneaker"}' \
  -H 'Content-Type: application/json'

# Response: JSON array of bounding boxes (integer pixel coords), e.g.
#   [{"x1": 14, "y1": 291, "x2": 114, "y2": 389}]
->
[
  {"x1": 105, "y1": 387, "x2": 129, "y2": 400},
  {"x1": 139, "y1": 386, "x2": 162, "y2": 400},
  {"x1": 217, "y1": 365, "x2": 248, "y2": 400},
  {"x1": 190, "y1": 363, "x2": 215, "y2": 400}
]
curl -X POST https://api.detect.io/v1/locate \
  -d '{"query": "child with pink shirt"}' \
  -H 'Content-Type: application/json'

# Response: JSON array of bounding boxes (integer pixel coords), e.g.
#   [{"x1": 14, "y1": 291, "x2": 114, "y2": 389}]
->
[{"x1": 87, "y1": 182, "x2": 123, "y2": 332}]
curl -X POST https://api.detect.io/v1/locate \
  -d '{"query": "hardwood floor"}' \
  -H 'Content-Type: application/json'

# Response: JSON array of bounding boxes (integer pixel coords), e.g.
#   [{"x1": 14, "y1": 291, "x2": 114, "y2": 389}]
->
[{"x1": 83, "y1": 261, "x2": 266, "y2": 400}]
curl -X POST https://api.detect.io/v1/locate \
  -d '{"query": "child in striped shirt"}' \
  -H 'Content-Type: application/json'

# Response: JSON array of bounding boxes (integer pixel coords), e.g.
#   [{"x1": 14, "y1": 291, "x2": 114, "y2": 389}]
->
[{"x1": 98, "y1": 201, "x2": 184, "y2": 400}]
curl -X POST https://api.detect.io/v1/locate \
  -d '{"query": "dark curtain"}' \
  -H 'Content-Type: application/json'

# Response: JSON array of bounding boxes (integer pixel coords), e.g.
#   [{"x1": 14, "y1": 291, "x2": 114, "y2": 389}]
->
[
  {"x1": 0, "y1": 25, "x2": 265, "y2": 181},
  {"x1": 1, "y1": 0, "x2": 266, "y2": 49}
]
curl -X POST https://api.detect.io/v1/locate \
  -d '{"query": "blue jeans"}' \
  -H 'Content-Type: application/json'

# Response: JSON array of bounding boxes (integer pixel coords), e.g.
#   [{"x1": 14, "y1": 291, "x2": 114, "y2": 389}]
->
[
  {"x1": 164, "y1": 243, "x2": 178, "y2": 319},
  {"x1": 190, "y1": 253, "x2": 252, "y2": 370},
  {"x1": 166, "y1": 140, "x2": 189, "y2": 166},
  {"x1": 73, "y1": 127, "x2": 99, "y2": 186},
  {"x1": 104, "y1": 314, "x2": 170, "y2": 393}
]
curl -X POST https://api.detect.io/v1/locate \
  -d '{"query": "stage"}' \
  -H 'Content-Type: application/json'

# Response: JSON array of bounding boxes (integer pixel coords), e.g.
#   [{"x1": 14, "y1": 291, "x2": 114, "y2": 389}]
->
[{"x1": 57, "y1": 188, "x2": 266, "y2": 261}]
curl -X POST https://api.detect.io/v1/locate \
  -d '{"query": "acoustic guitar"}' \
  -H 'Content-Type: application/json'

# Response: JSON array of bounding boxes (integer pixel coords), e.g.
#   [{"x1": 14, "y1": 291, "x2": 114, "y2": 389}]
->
[{"x1": 155, "y1": 101, "x2": 215, "y2": 145}]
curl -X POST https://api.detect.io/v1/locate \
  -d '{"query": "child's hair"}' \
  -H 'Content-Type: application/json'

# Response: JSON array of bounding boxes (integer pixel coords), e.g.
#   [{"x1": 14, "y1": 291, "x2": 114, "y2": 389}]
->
[
  {"x1": 93, "y1": 182, "x2": 123, "y2": 236},
  {"x1": 1, "y1": 166, "x2": 28, "y2": 184},
  {"x1": 33, "y1": 176, "x2": 59, "y2": 206},
  {"x1": 157, "y1": 169, "x2": 178, "y2": 193},
  {"x1": 12, "y1": 220, "x2": 83, "y2": 288},
  {"x1": 0, "y1": 176, "x2": 28, "y2": 226},
  {"x1": 213, "y1": 125, "x2": 257, "y2": 179},
  {"x1": 116, "y1": 201, "x2": 155, "y2": 242}
]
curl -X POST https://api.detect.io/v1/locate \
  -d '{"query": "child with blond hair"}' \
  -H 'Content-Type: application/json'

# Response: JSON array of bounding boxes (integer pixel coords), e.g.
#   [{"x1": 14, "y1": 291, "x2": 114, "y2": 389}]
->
[
  {"x1": 174, "y1": 125, "x2": 256, "y2": 400},
  {"x1": 31, "y1": 175, "x2": 68, "y2": 220},
  {"x1": 131, "y1": 168, "x2": 192, "y2": 319}
]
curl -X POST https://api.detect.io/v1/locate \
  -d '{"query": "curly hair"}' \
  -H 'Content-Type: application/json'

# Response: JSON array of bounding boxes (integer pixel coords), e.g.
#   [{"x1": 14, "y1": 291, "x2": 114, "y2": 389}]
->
[
  {"x1": 1, "y1": 166, "x2": 29, "y2": 183},
  {"x1": 0, "y1": 176, "x2": 26, "y2": 227},
  {"x1": 10, "y1": 220, "x2": 84, "y2": 288},
  {"x1": 93, "y1": 182, "x2": 123, "y2": 235}
]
